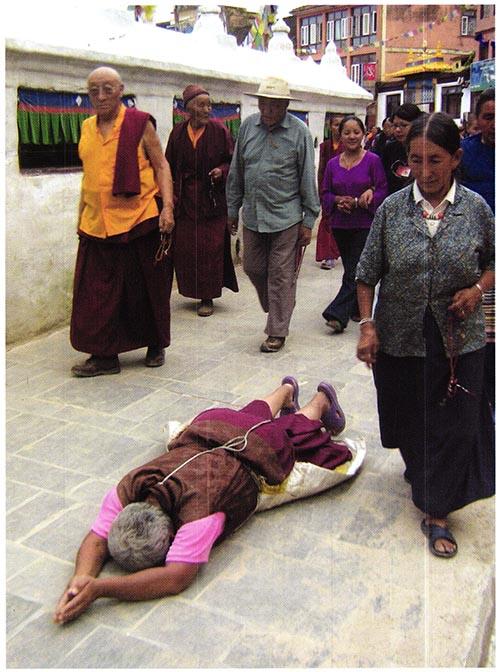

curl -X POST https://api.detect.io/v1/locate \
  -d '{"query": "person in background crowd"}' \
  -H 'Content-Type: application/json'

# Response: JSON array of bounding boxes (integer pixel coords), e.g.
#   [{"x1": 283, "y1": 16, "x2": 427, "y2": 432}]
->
[
  {"x1": 363, "y1": 125, "x2": 379, "y2": 151},
  {"x1": 54, "y1": 377, "x2": 348, "y2": 623},
  {"x1": 315, "y1": 115, "x2": 343, "y2": 270},
  {"x1": 371, "y1": 117, "x2": 394, "y2": 157},
  {"x1": 226, "y1": 77, "x2": 320, "y2": 353},
  {"x1": 165, "y1": 85, "x2": 238, "y2": 317},
  {"x1": 381, "y1": 103, "x2": 423, "y2": 194},
  {"x1": 460, "y1": 88, "x2": 495, "y2": 413},
  {"x1": 356, "y1": 112, "x2": 495, "y2": 559},
  {"x1": 462, "y1": 113, "x2": 479, "y2": 138},
  {"x1": 70, "y1": 66, "x2": 174, "y2": 377},
  {"x1": 320, "y1": 115, "x2": 387, "y2": 334}
]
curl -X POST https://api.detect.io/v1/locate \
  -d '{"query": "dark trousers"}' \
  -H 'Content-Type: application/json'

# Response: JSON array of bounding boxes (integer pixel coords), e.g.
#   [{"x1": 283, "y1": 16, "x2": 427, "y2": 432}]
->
[
  {"x1": 243, "y1": 224, "x2": 300, "y2": 337},
  {"x1": 322, "y1": 228, "x2": 369, "y2": 328}
]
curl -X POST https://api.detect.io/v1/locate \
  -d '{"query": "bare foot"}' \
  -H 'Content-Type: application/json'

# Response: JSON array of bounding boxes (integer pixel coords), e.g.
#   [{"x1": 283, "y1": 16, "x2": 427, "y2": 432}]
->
[{"x1": 281, "y1": 383, "x2": 295, "y2": 411}]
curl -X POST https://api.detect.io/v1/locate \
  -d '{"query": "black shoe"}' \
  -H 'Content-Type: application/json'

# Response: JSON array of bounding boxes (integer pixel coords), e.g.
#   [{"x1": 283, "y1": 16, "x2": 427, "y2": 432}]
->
[
  {"x1": 145, "y1": 347, "x2": 165, "y2": 367},
  {"x1": 260, "y1": 336, "x2": 285, "y2": 353},
  {"x1": 71, "y1": 355, "x2": 120, "y2": 377}
]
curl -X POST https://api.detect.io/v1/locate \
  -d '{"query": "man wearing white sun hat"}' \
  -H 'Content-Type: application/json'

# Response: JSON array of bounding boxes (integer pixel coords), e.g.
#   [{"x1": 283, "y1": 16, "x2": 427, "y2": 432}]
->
[{"x1": 226, "y1": 76, "x2": 319, "y2": 353}]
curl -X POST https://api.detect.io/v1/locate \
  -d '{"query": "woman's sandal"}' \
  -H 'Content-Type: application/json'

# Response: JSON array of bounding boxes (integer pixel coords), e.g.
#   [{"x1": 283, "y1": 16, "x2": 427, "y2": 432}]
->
[
  {"x1": 326, "y1": 319, "x2": 344, "y2": 334},
  {"x1": 280, "y1": 376, "x2": 300, "y2": 416},
  {"x1": 420, "y1": 519, "x2": 458, "y2": 559},
  {"x1": 317, "y1": 381, "x2": 346, "y2": 436}
]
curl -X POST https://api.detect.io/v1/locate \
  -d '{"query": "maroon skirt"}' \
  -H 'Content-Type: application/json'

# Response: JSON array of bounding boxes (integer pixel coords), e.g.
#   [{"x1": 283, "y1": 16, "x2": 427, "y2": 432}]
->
[
  {"x1": 192, "y1": 400, "x2": 352, "y2": 479},
  {"x1": 315, "y1": 213, "x2": 340, "y2": 262},
  {"x1": 172, "y1": 213, "x2": 238, "y2": 299},
  {"x1": 70, "y1": 227, "x2": 173, "y2": 356}
]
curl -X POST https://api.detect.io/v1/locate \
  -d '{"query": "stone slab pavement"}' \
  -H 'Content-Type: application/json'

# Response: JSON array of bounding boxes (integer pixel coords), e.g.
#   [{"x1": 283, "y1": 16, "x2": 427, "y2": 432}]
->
[{"x1": 6, "y1": 249, "x2": 495, "y2": 668}]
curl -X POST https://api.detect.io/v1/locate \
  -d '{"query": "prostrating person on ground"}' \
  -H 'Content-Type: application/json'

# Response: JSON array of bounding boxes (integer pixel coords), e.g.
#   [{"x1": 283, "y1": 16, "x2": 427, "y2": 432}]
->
[
  {"x1": 70, "y1": 67, "x2": 175, "y2": 377},
  {"x1": 54, "y1": 377, "x2": 350, "y2": 623},
  {"x1": 165, "y1": 85, "x2": 238, "y2": 318},
  {"x1": 356, "y1": 112, "x2": 495, "y2": 559},
  {"x1": 226, "y1": 77, "x2": 320, "y2": 353}
]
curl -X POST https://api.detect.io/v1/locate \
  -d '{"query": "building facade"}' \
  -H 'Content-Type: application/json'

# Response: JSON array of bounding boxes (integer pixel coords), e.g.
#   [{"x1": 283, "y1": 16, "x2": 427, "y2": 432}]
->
[{"x1": 292, "y1": 4, "x2": 495, "y2": 126}]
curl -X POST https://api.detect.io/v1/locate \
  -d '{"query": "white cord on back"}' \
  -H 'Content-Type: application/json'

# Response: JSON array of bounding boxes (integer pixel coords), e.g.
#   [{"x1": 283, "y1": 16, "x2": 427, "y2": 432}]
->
[{"x1": 158, "y1": 419, "x2": 272, "y2": 487}]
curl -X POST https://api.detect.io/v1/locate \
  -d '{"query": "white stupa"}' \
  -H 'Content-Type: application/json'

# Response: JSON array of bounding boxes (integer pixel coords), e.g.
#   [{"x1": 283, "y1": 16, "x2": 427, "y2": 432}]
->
[{"x1": 5, "y1": 3, "x2": 371, "y2": 102}]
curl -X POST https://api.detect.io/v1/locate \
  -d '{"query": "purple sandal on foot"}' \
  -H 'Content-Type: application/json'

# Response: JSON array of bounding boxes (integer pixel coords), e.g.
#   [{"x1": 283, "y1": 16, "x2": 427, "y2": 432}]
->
[
  {"x1": 317, "y1": 381, "x2": 345, "y2": 435},
  {"x1": 280, "y1": 376, "x2": 300, "y2": 416}
]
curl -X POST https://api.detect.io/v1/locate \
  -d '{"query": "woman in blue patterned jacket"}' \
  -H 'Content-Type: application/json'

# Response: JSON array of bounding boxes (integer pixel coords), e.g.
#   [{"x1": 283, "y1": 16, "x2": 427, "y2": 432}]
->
[{"x1": 355, "y1": 112, "x2": 495, "y2": 559}]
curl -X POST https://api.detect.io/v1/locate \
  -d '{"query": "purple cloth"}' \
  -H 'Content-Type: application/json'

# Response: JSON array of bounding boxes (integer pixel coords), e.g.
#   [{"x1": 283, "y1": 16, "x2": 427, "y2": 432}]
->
[
  {"x1": 112, "y1": 107, "x2": 154, "y2": 197},
  {"x1": 321, "y1": 150, "x2": 387, "y2": 230}
]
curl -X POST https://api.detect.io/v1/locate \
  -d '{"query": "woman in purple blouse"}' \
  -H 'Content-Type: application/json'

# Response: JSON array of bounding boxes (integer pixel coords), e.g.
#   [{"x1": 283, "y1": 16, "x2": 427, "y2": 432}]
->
[{"x1": 321, "y1": 116, "x2": 388, "y2": 333}]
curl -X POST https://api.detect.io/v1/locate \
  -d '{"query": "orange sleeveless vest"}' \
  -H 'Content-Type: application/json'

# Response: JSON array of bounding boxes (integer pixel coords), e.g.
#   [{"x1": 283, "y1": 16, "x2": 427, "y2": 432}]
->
[{"x1": 78, "y1": 105, "x2": 159, "y2": 238}]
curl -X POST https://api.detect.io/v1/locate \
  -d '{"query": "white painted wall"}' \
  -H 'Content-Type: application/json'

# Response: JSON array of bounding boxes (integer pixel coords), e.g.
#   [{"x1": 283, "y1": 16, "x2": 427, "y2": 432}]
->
[{"x1": 6, "y1": 43, "x2": 369, "y2": 344}]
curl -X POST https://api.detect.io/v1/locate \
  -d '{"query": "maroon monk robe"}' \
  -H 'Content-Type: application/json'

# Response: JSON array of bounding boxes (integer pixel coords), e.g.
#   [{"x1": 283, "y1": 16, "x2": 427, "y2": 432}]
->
[
  {"x1": 165, "y1": 119, "x2": 238, "y2": 300},
  {"x1": 315, "y1": 138, "x2": 341, "y2": 262},
  {"x1": 71, "y1": 225, "x2": 173, "y2": 357}
]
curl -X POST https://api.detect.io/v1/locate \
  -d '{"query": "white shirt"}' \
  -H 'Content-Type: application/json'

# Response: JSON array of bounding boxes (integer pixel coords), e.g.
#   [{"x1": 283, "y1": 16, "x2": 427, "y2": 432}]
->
[{"x1": 413, "y1": 180, "x2": 456, "y2": 237}]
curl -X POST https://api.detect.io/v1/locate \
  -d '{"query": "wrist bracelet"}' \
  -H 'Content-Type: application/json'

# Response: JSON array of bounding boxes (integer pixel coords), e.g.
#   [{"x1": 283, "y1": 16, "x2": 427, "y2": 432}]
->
[
  {"x1": 474, "y1": 283, "x2": 484, "y2": 299},
  {"x1": 359, "y1": 317, "x2": 374, "y2": 326}
]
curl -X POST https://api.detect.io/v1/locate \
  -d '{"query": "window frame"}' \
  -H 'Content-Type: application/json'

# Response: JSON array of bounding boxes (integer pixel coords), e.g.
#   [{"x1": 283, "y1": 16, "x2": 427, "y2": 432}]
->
[
  {"x1": 309, "y1": 21, "x2": 317, "y2": 44},
  {"x1": 326, "y1": 19, "x2": 334, "y2": 42},
  {"x1": 350, "y1": 63, "x2": 361, "y2": 85},
  {"x1": 300, "y1": 23, "x2": 309, "y2": 46},
  {"x1": 353, "y1": 13, "x2": 361, "y2": 37},
  {"x1": 362, "y1": 12, "x2": 371, "y2": 36}
]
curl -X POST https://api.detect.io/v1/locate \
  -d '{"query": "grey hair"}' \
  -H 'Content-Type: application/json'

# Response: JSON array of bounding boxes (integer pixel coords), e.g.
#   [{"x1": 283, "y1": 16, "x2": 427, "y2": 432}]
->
[{"x1": 108, "y1": 502, "x2": 174, "y2": 571}]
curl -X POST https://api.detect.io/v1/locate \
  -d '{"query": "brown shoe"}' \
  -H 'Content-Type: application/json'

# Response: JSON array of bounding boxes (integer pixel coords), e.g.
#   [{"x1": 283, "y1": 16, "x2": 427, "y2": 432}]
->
[
  {"x1": 71, "y1": 355, "x2": 120, "y2": 377},
  {"x1": 197, "y1": 299, "x2": 214, "y2": 317},
  {"x1": 260, "y1": 336, "x2": 285, "y2": 353},
  {"x1": 145, "y1": 346, "x2": 165, "y2": 367}
]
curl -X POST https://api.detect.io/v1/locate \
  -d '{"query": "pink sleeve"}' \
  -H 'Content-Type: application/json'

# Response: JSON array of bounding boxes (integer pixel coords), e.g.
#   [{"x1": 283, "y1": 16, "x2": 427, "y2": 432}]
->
[
  {"x1": 165, "y1": 512, "x2": 226, "y2": 564},
  {"x1": 90, "y1": 486, "x2": 124, "y2": 539}
]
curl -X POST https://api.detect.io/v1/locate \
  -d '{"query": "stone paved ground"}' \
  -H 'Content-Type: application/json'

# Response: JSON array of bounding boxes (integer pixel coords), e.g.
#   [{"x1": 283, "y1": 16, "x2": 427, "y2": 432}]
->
[{"x1": 6, "y1": 249, "x2": 495, "y2": 668}]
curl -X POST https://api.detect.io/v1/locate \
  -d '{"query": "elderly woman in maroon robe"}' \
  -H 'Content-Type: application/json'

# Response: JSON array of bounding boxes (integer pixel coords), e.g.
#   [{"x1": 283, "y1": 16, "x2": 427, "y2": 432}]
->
[{"x1": 165, "y1": 85, "x2": 238, "y2": 317}]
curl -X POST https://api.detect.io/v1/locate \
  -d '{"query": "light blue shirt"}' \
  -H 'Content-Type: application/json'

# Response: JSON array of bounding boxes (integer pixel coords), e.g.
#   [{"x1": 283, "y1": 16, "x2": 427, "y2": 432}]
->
[{"x1": 226, "y1": 112, "x2": 320, "y2": 231}]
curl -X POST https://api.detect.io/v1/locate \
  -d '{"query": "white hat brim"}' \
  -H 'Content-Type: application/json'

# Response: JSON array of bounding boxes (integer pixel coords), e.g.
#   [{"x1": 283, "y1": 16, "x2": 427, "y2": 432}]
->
[{"x1": 244, "y1": 91, "x2": 302, "y2": 101}]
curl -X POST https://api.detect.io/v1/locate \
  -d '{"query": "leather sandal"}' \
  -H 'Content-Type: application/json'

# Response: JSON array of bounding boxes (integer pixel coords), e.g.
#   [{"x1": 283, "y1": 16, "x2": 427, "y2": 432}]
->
[
  {"x1": 280, "y1": 376, "x2": 300, "y2": 416},
  {"x1": 421, "y1": 519, "x2": 458, "y2": 559},
  {"x1": 260, "y1": 336, "x2": 285, "y2": 353},
  {"x1": 326, "y1": 319, "x2": 344, "y2": 334},
  {"x1": 145, "y1": 347, "x2": 165, "y2": 367},
  {"x1": 317, "y1": 381, "x2": 346, "y2": 435},
  {"x1": 71, "y1": 355, "x2": 120, "y2": 378},
  {"x1": 197, "y1": 300, "x2": 214, "y2": 317}
]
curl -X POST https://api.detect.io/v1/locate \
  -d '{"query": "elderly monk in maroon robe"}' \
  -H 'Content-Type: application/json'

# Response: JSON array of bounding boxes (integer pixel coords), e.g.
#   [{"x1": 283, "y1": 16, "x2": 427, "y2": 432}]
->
[
  {"x1": 70, "y1": 66, "x2": 175, "y2": 377},
  {"x1": 165, "y1": 85, "x2": 238, "y2": 317}
]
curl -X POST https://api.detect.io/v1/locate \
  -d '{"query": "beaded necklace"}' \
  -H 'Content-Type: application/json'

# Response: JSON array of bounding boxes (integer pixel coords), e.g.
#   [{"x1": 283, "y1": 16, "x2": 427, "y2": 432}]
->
[
  {"x1": 421, "y1": 210, "x2": 444, "y2": 220},
  {"x1": 440, "y1": 313, "x2": 476, "y2": 405}
]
